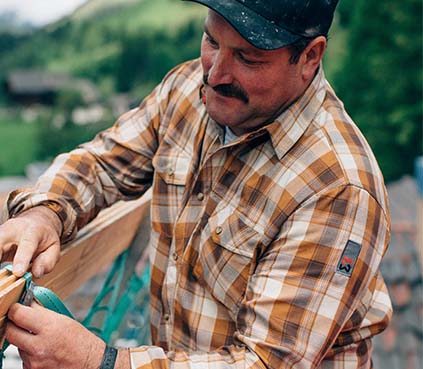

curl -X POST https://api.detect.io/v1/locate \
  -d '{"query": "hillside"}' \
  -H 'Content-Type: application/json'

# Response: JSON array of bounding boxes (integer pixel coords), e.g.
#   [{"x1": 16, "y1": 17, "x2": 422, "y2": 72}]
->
[
  {"x1": 0, "y1": 0, "x2": 206, "y2": 99},
  {"x1": 70, "y1": 0, "x2": 140, "y2": 21}
]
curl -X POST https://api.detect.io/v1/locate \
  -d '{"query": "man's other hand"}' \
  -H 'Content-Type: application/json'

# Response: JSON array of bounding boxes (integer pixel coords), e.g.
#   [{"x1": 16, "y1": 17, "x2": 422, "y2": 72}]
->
[
  {"x1": 6, "y1": 303, "x2": 103, "y2": 369},
  {"x1": 6, "y1": 303, "x2": 130, "y2": 369},
  {"x1": 0, "y1": 206, "x2": 62, "y2": 278}
]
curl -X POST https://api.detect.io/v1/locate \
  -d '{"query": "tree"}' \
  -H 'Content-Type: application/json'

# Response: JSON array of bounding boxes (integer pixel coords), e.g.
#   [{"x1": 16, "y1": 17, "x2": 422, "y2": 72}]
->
[
  {"x1": 116, "y1": 19, "x2": 202, "y2": 94},
  {"x1": 333, "y1": 0, "x2": 422, "y2": 182}
]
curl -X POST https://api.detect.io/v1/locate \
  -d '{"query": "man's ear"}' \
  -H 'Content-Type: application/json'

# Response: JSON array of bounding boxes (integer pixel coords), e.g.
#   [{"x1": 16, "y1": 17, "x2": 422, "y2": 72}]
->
[{"x1": 300, "y1": 36, "x2": 327, "y2": 81}]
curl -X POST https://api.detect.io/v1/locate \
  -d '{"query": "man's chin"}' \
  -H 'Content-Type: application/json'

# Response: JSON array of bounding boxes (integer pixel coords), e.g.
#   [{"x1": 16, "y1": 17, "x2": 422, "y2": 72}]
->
[
  {"x1": 206, "y1": 96, "x2": 245, "y2": 123},
  {"x1": 206, "y1": 104, "x2": 236, "y2": 126}
]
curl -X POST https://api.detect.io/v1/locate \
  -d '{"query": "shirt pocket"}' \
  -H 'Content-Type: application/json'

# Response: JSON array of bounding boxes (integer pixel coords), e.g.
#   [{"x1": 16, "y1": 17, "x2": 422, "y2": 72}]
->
[
  {"x1": 153, "y1": 153, "x2": 190, "y2": 186},
  {"x1": 152, "y1": 149, "x2": 191, "y2": 237},
  {"x1": 193, "y1": 208, "x2": 264, "y2": 319}
]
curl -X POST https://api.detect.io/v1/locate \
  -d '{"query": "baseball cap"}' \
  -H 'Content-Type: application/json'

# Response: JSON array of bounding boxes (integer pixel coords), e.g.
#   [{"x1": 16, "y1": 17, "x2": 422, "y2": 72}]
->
[{"x1": 183, "y1": 0, "x2": 339, "y2": 50}]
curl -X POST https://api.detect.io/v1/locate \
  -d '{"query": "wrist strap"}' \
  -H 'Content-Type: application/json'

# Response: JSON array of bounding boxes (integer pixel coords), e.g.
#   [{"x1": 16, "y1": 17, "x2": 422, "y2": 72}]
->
[{"x1": 100, "y1": 345, "x2": 118, "y2": 369}]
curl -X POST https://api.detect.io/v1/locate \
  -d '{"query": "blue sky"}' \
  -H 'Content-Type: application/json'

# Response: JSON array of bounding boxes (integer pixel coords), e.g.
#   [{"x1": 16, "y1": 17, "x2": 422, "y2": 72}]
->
[{"x1": 0, "y1": 0, "x2": 87, "y2": 26}]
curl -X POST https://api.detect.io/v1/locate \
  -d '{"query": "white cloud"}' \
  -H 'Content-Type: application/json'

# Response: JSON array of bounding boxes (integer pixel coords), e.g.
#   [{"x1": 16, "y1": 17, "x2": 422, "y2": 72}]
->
[{"x1": 0, "y1": 0, "x2": 88, "y2": 25}]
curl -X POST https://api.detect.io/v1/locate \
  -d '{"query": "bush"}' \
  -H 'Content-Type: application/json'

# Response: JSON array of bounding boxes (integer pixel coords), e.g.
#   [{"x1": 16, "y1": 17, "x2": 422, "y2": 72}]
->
[
  {"x1": 333, "y1": 0, "x2": 422, "y2": 181},
  {"x1": 116, "y1": 19, "x2": 202, "y2": 93}
]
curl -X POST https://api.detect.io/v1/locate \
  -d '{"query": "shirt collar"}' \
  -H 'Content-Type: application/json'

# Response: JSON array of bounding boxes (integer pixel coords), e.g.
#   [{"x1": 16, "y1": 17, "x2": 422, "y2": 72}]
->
[
  {"x1": 265, "y1": 67, "x2": 327, "y2": 160},
  {"x1": 199, "y1": 67, "x2": 327, "y2": 158}
]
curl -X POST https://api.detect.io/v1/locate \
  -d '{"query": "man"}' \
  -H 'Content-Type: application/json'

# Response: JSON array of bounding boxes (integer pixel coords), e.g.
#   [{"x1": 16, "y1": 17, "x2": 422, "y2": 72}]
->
[{"x1": 0, "y1": 0, "x2": 392, "y2": 368}]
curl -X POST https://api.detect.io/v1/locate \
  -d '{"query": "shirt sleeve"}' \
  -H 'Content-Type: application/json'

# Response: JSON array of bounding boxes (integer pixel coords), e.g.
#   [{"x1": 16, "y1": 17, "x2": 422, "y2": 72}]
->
[
  {"x1": 3, "y1": 84, "x2": 163, "y2": 243},
  {"x1": 128, "y1": 184, "x2": 391, "y2": 368}
]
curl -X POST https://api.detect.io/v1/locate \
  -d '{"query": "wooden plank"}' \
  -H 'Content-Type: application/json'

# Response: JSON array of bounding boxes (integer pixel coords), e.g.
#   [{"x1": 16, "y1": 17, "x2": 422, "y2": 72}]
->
[
  {"x1": 0, "y1": 279, "x2": 26, "y2": 317},
  {"x1": 0, "y1": 275, "x2": 19, "y2": 291},
  {"x1": 0, "y1": 189, "x2": 151, "y2": 343},
  {"x1": 0, "y1": 269, "x2": 10, "y2": 279},
  {"x1": 0, "y1": 279, "x2": 27, "y2": 347}
]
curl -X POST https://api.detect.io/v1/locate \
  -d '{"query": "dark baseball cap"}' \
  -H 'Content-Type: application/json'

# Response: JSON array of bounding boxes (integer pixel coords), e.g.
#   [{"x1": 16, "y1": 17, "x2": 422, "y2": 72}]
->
[{"x1": 184, "y1": 0, "x2": 339, "y2": 50}]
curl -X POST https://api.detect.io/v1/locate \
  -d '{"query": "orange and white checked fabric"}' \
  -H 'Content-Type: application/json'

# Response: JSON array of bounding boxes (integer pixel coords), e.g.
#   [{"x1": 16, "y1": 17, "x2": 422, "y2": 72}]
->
[{"x1": 4, "y1": 59, "x2": 392, "y2": 368}]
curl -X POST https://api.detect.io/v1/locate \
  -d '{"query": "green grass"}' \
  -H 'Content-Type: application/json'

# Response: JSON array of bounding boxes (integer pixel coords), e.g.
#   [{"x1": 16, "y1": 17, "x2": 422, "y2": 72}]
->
[{"x1": 0, "y1": 119, "x2": 38, "y2": 176}]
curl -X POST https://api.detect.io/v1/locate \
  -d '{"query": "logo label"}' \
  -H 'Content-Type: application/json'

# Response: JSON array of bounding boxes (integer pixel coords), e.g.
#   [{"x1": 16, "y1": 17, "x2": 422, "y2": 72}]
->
[{"x1": 336, "y1": 240, "x2": 361, "y2": 277}]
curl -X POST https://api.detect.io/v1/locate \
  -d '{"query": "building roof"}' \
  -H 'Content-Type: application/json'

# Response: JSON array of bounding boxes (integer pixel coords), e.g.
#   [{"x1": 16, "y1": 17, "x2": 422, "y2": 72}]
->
[
  {"x1": 5, "y1": 70, "x2": 99, "y2": 103},
  {"x1": 6, "y1": 70, "x2": 70, "y2": 95}
]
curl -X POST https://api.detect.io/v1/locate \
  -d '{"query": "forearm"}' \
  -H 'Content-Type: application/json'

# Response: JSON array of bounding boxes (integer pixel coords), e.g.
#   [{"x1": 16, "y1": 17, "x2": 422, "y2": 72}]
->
[
  {"x1": 22, "y1": 205, "x2": 63, "y2": 239},
  {"x1": 2, "y1": 66, "x2": 187, "y2": 243},
  {"x1": 4, "y1": 109, "x2": 158, "y2": 242},
  {"x1": 3, "y1": 149, "x2": 118, "y2": 243}
]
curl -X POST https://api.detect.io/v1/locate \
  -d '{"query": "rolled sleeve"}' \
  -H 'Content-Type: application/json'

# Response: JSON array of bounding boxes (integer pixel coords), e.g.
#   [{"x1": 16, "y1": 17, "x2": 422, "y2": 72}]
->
[{"x1": 1, "y1": 84, "x2": 164, "y2": 243}]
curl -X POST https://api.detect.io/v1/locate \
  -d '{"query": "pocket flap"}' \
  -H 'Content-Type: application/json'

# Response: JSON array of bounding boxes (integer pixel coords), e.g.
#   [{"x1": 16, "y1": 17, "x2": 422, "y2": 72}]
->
[
  {"x1": 153, "y1": 155, "x2": 190, "y2": 185},
  {"x1": 208, "y1": 208, "x2": 263, "y2": 258}
]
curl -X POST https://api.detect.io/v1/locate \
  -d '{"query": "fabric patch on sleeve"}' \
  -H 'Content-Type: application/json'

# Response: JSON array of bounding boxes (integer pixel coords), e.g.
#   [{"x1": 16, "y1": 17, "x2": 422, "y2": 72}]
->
[{"x1": 336, "y1": 240, "x2": 361, "y2": 277}]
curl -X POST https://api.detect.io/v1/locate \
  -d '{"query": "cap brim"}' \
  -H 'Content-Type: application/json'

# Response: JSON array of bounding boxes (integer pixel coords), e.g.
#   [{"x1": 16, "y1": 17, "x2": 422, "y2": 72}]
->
[{"x1": 184, "y1": 0, "x2": 301, "y2": 50}]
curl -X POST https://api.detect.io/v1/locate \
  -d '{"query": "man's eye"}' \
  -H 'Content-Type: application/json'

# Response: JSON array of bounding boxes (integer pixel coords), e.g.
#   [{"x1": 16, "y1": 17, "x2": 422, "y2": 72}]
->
[
  {"x1": 205, "y1": 34, "x2": 218, "y2": 48},
  {"x1": 238, "y1": 53, "x2": 260, "y2": 66}
]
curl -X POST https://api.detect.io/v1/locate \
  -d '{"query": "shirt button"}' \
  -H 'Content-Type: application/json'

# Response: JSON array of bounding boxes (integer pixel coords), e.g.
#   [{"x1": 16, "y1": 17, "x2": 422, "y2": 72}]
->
[
  {"x1": 163, "y1": 314, "x2": 170, "y2": 322},
  {"x1": 197, "y1": 192, "x2": 204, "y2": 201},
  {"x1": 172, "y1": 252, "x2": 178, "y2": 261},
  {"x1": 216, "y1": 226, "x2": 222, "y2": 235},
  {"x1": 168, "y1": 169, "x2": 174, "y2": 177}
]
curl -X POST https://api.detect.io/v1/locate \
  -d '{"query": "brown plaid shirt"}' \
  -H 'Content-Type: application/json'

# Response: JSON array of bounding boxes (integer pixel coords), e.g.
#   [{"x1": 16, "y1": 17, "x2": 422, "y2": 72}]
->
[{"x1": 5, "y1": 59, "x2": 392, "y2": 368}]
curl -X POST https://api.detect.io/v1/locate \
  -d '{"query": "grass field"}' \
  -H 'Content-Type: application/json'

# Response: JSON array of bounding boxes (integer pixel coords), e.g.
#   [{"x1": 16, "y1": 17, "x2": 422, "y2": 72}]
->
[{"x1": 0, "y1": 119, "x2": 38, "y2": 176}]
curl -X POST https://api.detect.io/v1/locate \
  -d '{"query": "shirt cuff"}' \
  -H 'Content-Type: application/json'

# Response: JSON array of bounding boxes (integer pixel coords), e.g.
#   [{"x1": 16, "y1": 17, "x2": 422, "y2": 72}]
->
[
  {"x1": 129, "y1": 346, "x2": 168, "y2": 369},
  {"x1": 2, "y1": 188, "x2": 78, "y2": 244}
]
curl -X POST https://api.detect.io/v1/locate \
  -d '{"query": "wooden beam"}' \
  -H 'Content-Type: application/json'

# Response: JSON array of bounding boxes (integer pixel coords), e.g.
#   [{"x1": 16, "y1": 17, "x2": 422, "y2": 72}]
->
[{"x1": 0, "y1": 189, "x2": 151, "y2": 343}]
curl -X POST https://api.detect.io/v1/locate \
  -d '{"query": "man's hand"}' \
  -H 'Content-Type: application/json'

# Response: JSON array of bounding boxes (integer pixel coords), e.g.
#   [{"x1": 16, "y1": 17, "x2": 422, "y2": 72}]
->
[
  {"x1": 0, "y1": 206, "x2": 62, "y2": 278},
  {"x1": 7, "y1": 303, "x2": 103, "y2": 369},
  {"x1": 6, "y1": 303, "x2": 130, "y2": 369}
]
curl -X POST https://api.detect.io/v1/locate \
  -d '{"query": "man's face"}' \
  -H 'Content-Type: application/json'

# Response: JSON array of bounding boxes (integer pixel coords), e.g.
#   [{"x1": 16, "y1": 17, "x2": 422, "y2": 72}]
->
[{"x1": 201, "y1": 11, "x2": 306, "y2": 135}]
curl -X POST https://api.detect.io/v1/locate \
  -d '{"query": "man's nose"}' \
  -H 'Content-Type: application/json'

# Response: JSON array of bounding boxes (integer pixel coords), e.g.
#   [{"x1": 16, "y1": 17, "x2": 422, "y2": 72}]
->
[{"x1": 207, "y1": 51, "x2": 233, "y2": 87}]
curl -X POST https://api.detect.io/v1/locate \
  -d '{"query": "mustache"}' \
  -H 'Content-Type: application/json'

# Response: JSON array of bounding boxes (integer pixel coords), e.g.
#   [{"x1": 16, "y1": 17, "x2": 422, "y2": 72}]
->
[{"x1": 203, "y1": 74, "x2": 249, "y2": 104}]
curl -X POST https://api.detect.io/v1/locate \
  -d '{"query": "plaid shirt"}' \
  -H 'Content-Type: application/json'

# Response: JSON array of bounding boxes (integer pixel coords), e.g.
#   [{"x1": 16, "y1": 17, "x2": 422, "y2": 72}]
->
[{"x1": 5, "y1": 59, "x2": 392, "y2": 368}]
